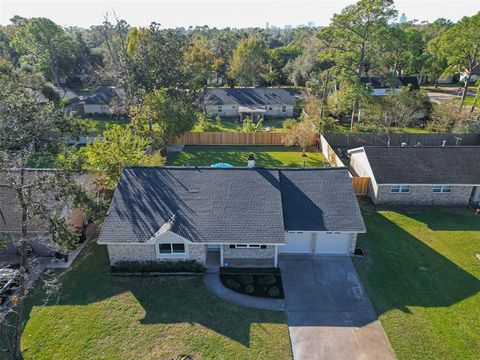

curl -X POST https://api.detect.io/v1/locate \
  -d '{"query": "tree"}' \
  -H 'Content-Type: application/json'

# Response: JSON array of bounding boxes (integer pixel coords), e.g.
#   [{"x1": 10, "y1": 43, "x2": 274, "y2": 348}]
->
[
  {"x1": 11, "y1": 17, "x2": 77, "y2": 86},
  {"x1": 381, "y1": 89, "x2": 431, "y2": 130},
  {"x1": 242, "y1": 117, "x2": 263, "y2": 132},
  {"x1": 228, "y1": 37, "x2": 268, "y2": 86},
  {"x1": 182, "y1": 38, "x2": 216, "y2": 89},
  {"x1": 438, "y1": 13, "x2": 480, "y2": 108},
  {"x1": 284, "y1": 36, "x2": 323, "y2": 86},
  {"x1": 427, "y1": 99, "x2": 476, "y2": 133},
  {"x1": 318, "y1": 0, "x2": 397, "y2": 78},
  {"x1": 0, "y1": 81, "x2": 83, "y2": 359},
  {"x1": 130, "y1": 89, "x2": 196, "y2": 149},
  {"x1": 81, "y1": 125, "x2": 164, "y2": 191},
  {"x1": 282, "y1": 120, "x2": 317, "y2": 156},
  {"x1": 266, "y1": 44, "x2": 301, "y2": 85}
]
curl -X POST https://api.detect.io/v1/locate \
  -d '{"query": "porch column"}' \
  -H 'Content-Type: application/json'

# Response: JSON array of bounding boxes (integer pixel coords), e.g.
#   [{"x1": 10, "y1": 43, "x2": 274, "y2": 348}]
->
[
  {"x1": 220, "y1": 245, "x2": 224, "y2": 267},
  {"x1": 274, "y1": 245, "x2": 278, "y2": 267}
]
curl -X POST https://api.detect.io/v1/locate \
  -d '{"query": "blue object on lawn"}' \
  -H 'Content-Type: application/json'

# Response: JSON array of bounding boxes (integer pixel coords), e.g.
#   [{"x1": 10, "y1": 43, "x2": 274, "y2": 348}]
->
[{"x1": 210, "y1": 163, "x2": 234, "y2": 168}]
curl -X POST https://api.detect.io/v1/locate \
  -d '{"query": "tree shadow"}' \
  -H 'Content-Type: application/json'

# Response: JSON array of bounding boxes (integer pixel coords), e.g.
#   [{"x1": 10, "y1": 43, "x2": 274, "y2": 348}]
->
[
  {"x1": 354, "y1": 206, "x2": 480, "y2": 316},
  {"x1": 20, "y1": 242, "x2": 286, "y2": 349}
]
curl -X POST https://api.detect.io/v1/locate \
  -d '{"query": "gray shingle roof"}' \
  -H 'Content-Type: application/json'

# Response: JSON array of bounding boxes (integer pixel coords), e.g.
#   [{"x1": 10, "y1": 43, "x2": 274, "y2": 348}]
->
[
  {"x1": 98, "y1": 167, "x2": 365, "y2": 245},
  {"x1": 201, "y1": 88, "x2": 297, "y2": 106},
  {"x1": 362, "y1": 146, "x2": 480, "y2": 184}
]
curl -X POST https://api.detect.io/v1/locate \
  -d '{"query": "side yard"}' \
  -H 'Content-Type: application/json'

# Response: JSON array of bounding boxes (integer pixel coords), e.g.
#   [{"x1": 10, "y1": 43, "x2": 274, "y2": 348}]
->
[
  {"x1": 354, "y1": 206, "x2": 480, "y2": 360},
  {"x1": 166, "y1": 146, "x2": 328, "y2": 168},
  {"x1": 20, "y1": 242, "x2": 292, "y2": 360}
]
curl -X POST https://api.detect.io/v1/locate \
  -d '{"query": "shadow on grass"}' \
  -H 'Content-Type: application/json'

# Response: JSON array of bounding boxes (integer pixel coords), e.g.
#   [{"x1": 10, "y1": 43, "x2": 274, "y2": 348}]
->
[
  {"x1": 354, "y1": 206, "x2": 480, "y2": 316},
  {"x1": 20, "y1": 242, "x2": 285, "y2": 349}
]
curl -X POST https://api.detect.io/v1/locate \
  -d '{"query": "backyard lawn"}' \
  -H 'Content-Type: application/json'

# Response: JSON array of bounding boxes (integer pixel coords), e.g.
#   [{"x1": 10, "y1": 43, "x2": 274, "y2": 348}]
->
[
  {"x1": 166, "y1": 146, "x2": 328, "y2": 168},
  {"x1": 20, "y1": 242, "x2": 291, "y2": 360},
  {"x1": 81, "y1": 116, "x2": 130, "y2": 133},
  {"x1": 192, "y1": 117, "x2": 286, "y2": 132},
  {"x1": 354, "y1": 206, "x2": 480, "y2": 360}
]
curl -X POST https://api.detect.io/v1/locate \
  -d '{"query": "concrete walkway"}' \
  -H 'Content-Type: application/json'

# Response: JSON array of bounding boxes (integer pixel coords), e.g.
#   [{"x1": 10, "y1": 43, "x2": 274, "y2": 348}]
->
[
  {"x1": 203, "y1": 273, "x2": 285, "y2": 311},
  {"x1": 280, "y1": 257, "x2": 395, "y2": 360}
]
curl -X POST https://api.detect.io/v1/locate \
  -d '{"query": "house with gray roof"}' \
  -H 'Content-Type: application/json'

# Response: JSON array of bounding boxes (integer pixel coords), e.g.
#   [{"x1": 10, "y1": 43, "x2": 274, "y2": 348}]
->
[
  {"x1": 348, "y1": 146, "x2": 480, "y2": 206},
  {"x1": 97, "y1": 167, "x2": 365, "y2": 267},
  {"x1": 200, "y1": 88, "x2": 298, "y2": 122}
]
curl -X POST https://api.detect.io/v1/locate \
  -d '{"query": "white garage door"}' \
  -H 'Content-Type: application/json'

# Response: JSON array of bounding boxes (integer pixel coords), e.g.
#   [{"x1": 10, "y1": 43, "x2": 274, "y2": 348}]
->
[
  {"x1": 280, "y1": 232, "x2": 312, "y2": 254},
  {"x1": 315, "y1": 233, "x2": 350, "y2": 255}
]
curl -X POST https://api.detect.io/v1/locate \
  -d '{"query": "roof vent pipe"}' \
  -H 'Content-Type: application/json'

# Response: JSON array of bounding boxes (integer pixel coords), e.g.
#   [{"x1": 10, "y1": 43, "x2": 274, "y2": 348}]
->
[
  {"x1": 247, "y1": 153, "x2": 255, "y2": 168},
  {"x1": 442, "y1": 140, "x2": 447, "y2": 147},
  {"x1": 401, "y1": 142, "x2": 407, "y2": 147}
]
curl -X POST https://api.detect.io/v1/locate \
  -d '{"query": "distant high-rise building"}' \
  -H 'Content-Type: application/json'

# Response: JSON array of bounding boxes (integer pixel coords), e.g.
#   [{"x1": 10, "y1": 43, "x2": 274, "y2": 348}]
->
[
  {"x1": 266, "y1": 22, "x2": 269, "y2": 29},
  {"x1": 308, "y1": 22, "x2": 315, "y2": 28},
  {"x1": 399, "y1": 13, "x2": 407, "y2": 23}
]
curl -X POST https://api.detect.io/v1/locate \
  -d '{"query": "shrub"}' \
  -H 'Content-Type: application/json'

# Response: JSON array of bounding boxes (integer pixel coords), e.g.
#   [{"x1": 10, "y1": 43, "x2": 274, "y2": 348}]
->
[
  {"x1": 238, "y1": 274, "x2": 254, "y2": 285},
  {"x1": 245, "y1": 284, "x2": 255, "y2": 294},
  {"x1": 112, "y1": 260, "x2": 205, "y2": 273},
  {"x1": 282, "y1": 118, "x2": 297, "y2": 130},
  {"x1": 267, "y1": 286, "x2": 281, "y2": 297},
  {"x1": 258, "y1": 274, "x2": 277, "y2": 286},
  {"x1": 225, "y1": 278, "x2": 241, "y2": 289}
]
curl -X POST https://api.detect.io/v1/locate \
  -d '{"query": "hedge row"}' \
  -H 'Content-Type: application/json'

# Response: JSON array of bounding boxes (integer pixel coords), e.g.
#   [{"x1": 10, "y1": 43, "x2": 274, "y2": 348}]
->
[{"x1": 111, "y1": 260, "x2": 205, "y2": 273}]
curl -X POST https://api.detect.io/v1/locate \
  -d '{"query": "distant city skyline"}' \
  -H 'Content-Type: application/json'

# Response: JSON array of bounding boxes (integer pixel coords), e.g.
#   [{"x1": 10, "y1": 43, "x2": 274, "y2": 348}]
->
[{"x1": 1, "y1": 1, "x2": 478, "y2": 28}]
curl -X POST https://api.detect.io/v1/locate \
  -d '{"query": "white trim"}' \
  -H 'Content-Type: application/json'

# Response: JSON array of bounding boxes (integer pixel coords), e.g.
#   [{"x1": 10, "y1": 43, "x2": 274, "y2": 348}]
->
[
  {"x1": 155, "y1": 242, "x2": 188, "y2": 259},
  {"x1": 381, "y1": 183, "x2": 479, "y2": 186},
  {"x1": 220, "y1": 246, "x2": 224, "y2": 266},
  {"x1": 146, "y1": 231, "x2": 192, "y2": 244},
  {"x1": 274, "y1": 245, "x2": 278, "y2": 267}
]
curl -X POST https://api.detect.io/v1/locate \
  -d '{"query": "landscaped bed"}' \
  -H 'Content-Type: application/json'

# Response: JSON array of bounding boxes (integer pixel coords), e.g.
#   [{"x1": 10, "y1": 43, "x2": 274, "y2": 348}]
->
[{"x1": 220, "y1": 268, "x2": 284, "y2": 299}]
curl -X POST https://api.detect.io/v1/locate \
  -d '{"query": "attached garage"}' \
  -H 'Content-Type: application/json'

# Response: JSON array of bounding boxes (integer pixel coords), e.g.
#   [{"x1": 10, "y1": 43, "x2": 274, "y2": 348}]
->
[
  {"x1": 280, "y1": 232, "x2": 312, "y2": 254},
  {"x1": 280, "y1": 232, "x2": 353, "y2": 255}
]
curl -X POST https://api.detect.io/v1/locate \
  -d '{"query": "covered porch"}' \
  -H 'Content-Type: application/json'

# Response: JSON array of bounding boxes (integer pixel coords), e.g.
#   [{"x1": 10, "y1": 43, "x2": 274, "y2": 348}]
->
[
  {"x1": 238, "y1": 106, "x2": 266, "y2": 123},
  {"x1": 206, "y1": 244, "x2": 279, "y2": 269}
]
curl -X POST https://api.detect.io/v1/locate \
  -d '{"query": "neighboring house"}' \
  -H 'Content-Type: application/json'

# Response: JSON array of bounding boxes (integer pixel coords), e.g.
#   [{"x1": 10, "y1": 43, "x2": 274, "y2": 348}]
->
[
  {"x1": 348, "y1": 146, "x2": 480, "y2": 206},
  {"x1": 200, "y1": 88, "x2": 297, "y2": 121},
  {"x1": 73, "y1": 87, "x2": 126, "y2": 115},
  {"x1": 0, "y1": 170, "x2": 89, "y2": 258},
  {"x1": 360, "y1": 76, "x2": 420, "y2": 96},
  {"x1": 97, "y1": 166, "x2": 365, "y2": 267},
  {"x1": 460, "y1": 64, "x2": 480, "y2": 83},
  {"x1": 54, "y1": 87, "x2": 79, "y2": 102}
]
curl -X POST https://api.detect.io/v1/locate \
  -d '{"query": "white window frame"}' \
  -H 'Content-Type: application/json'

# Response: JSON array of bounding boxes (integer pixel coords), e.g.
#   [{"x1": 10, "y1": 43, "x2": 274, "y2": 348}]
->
[
  {"x1": 391, "y1": 185, "x2": 411, "y2": 193},
  {"x1": 432, "y1": 185, "x2": 453, "y2": 193},
  {"x1": 217, "y1": 105, "x2": 222, "y2": 113},
  {"x1": 157, "y1": 243, "x2": 186, "y2": 256},
  {"x1": 233, "y1": 244, "x2": 265, "y2": 249},
  {"x1": 281, "y1": 105, "x2": 287, "y2": 113}
]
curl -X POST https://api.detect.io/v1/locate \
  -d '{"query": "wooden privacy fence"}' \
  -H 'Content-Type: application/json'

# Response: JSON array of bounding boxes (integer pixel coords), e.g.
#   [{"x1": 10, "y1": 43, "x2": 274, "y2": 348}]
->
[
  {"x1": 172, "y1": 132, "x2": 293, "y2": 146},
  {"x1": 323, "y1": 133, "x2": 480, "y2": 148},
  {"x1": 352, "y1": 177, "x2": 370, "y2": 196},
  {"x1": 319, "y1": 134, "x2": 346, "y2": 167}
]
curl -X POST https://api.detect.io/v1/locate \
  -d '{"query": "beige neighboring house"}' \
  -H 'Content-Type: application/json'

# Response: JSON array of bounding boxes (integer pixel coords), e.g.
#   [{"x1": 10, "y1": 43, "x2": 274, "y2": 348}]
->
[
  {"x1": 200, "y1": 88, "x2": 298, "y2": 122},
  {"x1": 348, "y1": 146, "x2": 480, "y2": 206},
  {"x1": 97, "y1": 166, "x2": 365, "y2": 268}
]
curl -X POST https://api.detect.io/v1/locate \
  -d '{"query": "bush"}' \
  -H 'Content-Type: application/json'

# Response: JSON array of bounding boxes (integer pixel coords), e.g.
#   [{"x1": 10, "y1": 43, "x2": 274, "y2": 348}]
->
[
  {"x1": 225, "y1": 278, "x2": 241, "y2": 289},
  {"x1": 112, "y1": 260, "x2": 205, "y2": 273},
  {"x1": 245, "y1": 284, "x2": 255, "y2": 294},
  {"x1": 267, "y1": 286, "x2": 281, "y2": 298},
  {"x1": 258, "y1": 274, "x2": 277, "y2": 286},
  {"x1": 282, "y1": 118, "x2": 297, "y2": 130},
  {"x1": 238, "y1": 274, "x2": 254, "y2": 285}
]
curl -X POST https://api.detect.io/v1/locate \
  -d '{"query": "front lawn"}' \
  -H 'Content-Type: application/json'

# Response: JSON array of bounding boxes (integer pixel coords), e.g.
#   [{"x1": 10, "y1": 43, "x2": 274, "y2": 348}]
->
[
  {"x1": 354, "y1": 206, "x2": 480, "y2": 360},
  {"x1": 20, "y1": 242, "x2": 291, "y2": 359},
  {"x1": 166, "y1": 146, "x2": 328, "y2": 168}
]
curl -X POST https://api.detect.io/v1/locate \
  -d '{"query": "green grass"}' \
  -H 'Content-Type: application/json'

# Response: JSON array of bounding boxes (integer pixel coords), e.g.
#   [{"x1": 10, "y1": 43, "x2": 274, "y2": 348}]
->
[
  {"x1": 192, "y1": 118, "x2": 287, "y2": 132},
  {"x1": 166, "y1": 146, "x2": 328, "y2": 168},
  {"x1": 353, "y1": 206, "x2": 480, "y2": 360},
  {"x1": 81, "y1": 116, "x2": 130, "y2": 133},
  {"x1": 20, "y1": 242, "x2": 291, "y2": 360}
]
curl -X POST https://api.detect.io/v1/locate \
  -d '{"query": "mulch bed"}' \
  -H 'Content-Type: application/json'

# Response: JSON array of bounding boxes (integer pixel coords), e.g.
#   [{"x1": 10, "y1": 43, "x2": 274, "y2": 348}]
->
[{"x1": 219, "y1": 267, "x2": 284, "y2": 299}]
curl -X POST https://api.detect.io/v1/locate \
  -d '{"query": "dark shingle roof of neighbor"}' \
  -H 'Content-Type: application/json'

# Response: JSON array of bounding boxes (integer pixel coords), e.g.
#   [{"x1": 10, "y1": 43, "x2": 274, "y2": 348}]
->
[
  {"x1": 362, "y1": 146, "x2": 480, "y2": 184},
  {"x1": 97, "y1": 167, "x2": 365, "y2": 245},
  {"x1": 201, "y1": 88, "x2": 297, "y2": 106}
]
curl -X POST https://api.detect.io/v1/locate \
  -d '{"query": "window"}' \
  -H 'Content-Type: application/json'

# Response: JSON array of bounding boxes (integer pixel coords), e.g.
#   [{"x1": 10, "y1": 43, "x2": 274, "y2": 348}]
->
[
  {"x1": 217, "y1": 106, "x2": 222, "y2": 113},
  {"x1": 232, "y1": 105, "x2": 236, "y2": 109},
  {"x1": 268, "y1": 106, "x2": 273, "y2": 111},
  {"x1": 232, "y1": 244, "x2": 267, "y2": 249},
  {"x1": 281, "y1": 106, "x2": 287, "y2": 112},
  {"x1": 158, "y1": 243, "x2": 185, "y2": 254},
  {"x1": 432, "y1": 185, "x2": 452, "y2": 193},
  {"x1": 391, "y1": 185, "x2": 410, "y2": 193}
]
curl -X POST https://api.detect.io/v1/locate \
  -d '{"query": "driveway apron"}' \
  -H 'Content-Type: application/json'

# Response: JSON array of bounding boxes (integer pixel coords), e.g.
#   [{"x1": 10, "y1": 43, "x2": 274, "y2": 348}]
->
[{"x1": 280, "y1": 256, "x2": 395, "y2": 360}]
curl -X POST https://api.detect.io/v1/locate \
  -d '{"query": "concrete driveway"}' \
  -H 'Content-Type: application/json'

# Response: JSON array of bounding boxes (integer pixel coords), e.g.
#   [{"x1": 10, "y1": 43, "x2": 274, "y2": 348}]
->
[{"x1": 279, "y1": 256, "x2": 395, "y2": 360}]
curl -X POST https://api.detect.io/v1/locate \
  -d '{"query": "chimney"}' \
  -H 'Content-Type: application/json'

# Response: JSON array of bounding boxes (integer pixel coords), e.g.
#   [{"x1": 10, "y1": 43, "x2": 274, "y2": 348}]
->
[
  {"x1": 401, "y1": 142, "x2": 407, "y2": 147},
  {"x1": 247, "y1": 153, "x2": 255, "y2": 168},
  {"x1": 442, "y1": 140, "x2": 447, "y2": 147}
]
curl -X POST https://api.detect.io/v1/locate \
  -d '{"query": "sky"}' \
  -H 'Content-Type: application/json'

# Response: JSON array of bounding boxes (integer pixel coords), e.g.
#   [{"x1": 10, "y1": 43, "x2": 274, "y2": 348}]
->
[{"x1": 1, "y1": 0, "x2": 478, "y2": 28}]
